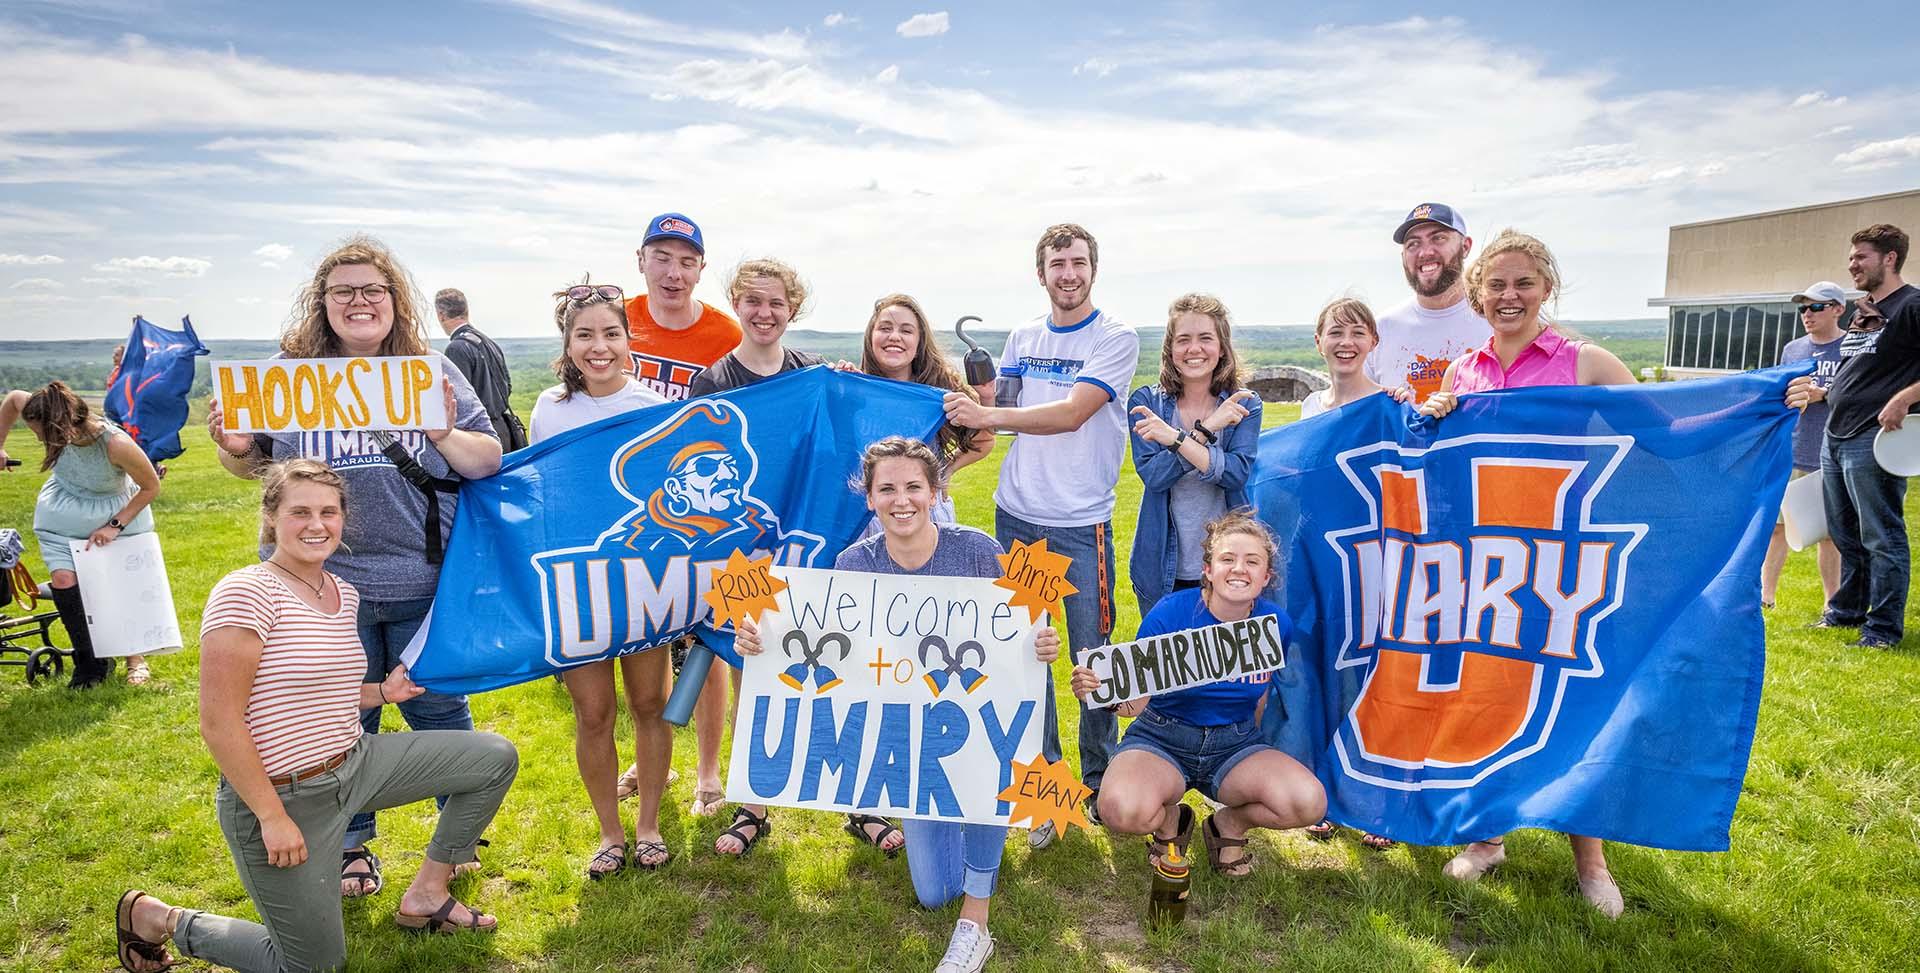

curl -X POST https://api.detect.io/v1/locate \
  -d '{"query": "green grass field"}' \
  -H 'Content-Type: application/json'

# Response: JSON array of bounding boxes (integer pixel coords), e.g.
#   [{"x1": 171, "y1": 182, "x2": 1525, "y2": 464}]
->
[{"x1": 1, "y1": 395, "x2": 1916, "y2": 973}]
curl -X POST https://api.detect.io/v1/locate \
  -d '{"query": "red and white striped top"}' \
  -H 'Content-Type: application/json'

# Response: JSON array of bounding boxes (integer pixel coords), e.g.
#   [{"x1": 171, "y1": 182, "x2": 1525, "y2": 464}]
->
[{"x1": 200, "y1": 564, "x2": 367, "y2": 777}]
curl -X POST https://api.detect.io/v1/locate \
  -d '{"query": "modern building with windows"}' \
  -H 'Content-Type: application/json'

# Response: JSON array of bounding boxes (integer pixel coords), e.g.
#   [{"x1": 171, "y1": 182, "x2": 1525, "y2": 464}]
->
[{"x1": 1650, "y1": 188, "x2": 1920, "y2": 375}]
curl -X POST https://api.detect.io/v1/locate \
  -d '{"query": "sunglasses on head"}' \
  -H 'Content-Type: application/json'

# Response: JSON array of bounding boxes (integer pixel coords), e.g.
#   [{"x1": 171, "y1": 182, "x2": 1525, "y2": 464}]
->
[
  {"x1": 563, "y1": 284, "x2": 624, "y2": 304},
  {"x1": 1800, "y1": 302, "x2": 1834, "y2": 313}
]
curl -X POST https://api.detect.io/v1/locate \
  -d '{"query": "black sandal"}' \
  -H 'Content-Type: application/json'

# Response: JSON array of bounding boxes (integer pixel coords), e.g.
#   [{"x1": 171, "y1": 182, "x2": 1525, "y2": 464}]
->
[
  {"x1": 1202, "y1": 815, "x2": 1254, "y2": 878},
  {"x1": 842, "y1": 813, "x2": 903, "y2": 858},
  {"x1": 1305, "y1": 819, "x2": 1336, "y2": 841},
  {"x1": 115, "y1": 890, "x2": 180, "y2": 972},
  {"x1": 1145, "y1": 803, "x2": 1195, "y2": 865},
  {"x1": 586, "y1": 843, "x2": 627, "y2": 881},
  {"x1": 394, "y1": 897, "x2": 496, "y2": 935},
  {"x1": 341, "y1": 848, "x2": 383, "y2": 897},
  {"x1": 632, "y1": 839, "x2": 673, "y2": 871},
  {"x1": 718, "y1": 806, "x2": 771, "y2": 857}
]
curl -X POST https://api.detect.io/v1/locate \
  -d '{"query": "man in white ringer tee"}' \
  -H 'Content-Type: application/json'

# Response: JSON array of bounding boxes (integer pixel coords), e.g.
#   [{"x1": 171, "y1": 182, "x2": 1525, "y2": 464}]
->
[
  {"x1": 943, "y1": 223, "x2": 1141, "y2": 850},
  {"x1": 1366, "y1": 202, "x2": 1486, "y2": 403}
]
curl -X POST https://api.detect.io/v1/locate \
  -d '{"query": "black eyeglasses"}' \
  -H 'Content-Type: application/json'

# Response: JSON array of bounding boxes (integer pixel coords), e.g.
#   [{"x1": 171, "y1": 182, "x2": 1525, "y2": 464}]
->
[
  {"x1": 563, "y1": 284, "x2": 624, "y2": 304},
  {"x1": 326, "y1": 283, "x2": 391, "y2": 305},
  {"x1": 1800, "y1": 302, "x2": 1834, "y2": 314}
]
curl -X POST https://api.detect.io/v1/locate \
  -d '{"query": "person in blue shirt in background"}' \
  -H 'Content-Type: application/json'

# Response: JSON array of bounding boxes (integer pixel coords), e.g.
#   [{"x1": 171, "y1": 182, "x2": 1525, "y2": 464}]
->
[{"x1": 1070, "y1": 511, "x2": 1324, "y2": 878}]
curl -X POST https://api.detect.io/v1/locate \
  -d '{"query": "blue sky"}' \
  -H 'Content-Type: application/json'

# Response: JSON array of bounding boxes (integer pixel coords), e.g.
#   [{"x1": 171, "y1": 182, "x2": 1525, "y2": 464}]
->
[{"x1": 3, "y1": 0, "x2": 1917, "y2": 340}]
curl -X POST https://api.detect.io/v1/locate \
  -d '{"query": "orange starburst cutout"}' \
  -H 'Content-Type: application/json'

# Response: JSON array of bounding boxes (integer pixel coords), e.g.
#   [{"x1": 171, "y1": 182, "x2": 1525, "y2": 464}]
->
[
  {"x1": 996, "y1": 755, "x2": 1092, "y2": 835},
  {"x1": 702, "y1": 549, "x2": 788, "y2": 629},
  {"x1": 993, "y1": 538, "x2": 1077, "y2": 624}
]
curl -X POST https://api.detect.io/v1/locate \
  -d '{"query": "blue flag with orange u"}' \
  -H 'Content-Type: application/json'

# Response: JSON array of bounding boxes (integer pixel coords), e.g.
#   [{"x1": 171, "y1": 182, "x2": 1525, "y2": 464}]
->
[
  {"x1": 404, "y1": 367, "x2": 947, "y2": 695},
  {"x1": 105, "y1": 315, "x2": 209, "y2": 463},
  {"x1": 1253, "y1": 365, "x2": 1807, "y2": 851}
]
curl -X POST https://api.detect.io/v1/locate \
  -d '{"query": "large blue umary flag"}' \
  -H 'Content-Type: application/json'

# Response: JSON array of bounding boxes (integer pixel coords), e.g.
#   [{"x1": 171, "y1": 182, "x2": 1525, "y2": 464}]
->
[
  {"x1": 106, "y1": 315, "x2": 209, "y2": 463},
  {"x1": 1254, "y1": 365, "x2": 1807, "y2": 851},
  {"x1": 406, "y1": 368, "x2": 947, "y2": 695}
]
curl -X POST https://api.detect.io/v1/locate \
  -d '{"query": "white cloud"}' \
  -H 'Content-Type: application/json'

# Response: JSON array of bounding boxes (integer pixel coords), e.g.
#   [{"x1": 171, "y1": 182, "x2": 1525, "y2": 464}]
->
[
  {"x1": 94, "y1": 255, "x2": 212, "y2": 277},
  {"x1": 253, "y1": 242, "x2": 293, "y2": 268},
  {"x1": 896, "y1": 12, "x2": 950, "y2": 38},
  {"x1": 1793, "y1": 91, "x2": 1848, "y2": 109},
  {"x1": 875, "y1": 64, "x2": 899, "y2": 84},
  {"x1": 501, "y1": 0, "x2": 810, "y2": 59},
  {"x1": 0, "y1": 253, "x2": 62, "y2": 265},
  {"x1": 1074, "y1": 58, "x2": 1116, "y2": 78},
  {"x1": 1834, "y1": 135, "x2": 1920, "y2": 171},
  {"x1": 823, "y1": 12, "x2": 850, "y2": 27},
  {"x1": 9, "y1": 277, "x2": 62, "y2": 290}
]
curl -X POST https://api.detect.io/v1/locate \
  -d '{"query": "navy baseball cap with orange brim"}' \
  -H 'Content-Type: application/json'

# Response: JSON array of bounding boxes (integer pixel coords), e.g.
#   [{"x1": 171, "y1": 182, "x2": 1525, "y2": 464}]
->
[
  {"x1": 1392, "y1": 202, "x2": 1468, "y2": 244},
  {"x1": 643, "y1": 212, "x2": 705, "y2": 255}
]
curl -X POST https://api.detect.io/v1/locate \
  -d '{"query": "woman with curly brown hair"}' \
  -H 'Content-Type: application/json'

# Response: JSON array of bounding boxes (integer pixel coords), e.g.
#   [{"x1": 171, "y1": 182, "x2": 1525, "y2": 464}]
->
[
  {"x1": 858, "y1": 293, "x2": 995, "y2": 530},
  {"x1": 0, "y1": 381, "x2": 162, "y2": 687},
  {"x1": 207, "y1": 234, "x2": 503, "y2": 900}
]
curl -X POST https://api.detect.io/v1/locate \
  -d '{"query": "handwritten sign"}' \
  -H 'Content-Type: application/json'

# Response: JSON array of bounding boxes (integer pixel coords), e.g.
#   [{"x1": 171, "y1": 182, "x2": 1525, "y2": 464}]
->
[
  {"x1": 993, "y1": 538, "x2": 1077, "y2": 623},
  {"x1": 68, "y1": 533, "x2": 182, "y2": 658},
  {"x1": 726, "y1": 566, "x2": 1048, "y2": 825},
  {"x1": 703, "y1": 549, "x2": 788, "y2": 629},
  {"x1": 1081, "y1": 615, "x2": 1286, "y2": 707},
  {"x1": 214, "y1": 356, "x2": 446, "y2": 434},
  {"x1": 997, "y1": 755, "x2": 1092, "y2": 835}
]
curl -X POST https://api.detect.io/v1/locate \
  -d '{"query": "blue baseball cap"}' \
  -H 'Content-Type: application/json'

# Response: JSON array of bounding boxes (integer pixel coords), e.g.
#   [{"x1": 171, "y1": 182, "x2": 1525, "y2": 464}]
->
[
  {"x1": 1392, "y1": 202, "x2": 1468, "y2": 245},
  {"x1": 643, "y1": 212, "x2": 704, "y2": 255}
]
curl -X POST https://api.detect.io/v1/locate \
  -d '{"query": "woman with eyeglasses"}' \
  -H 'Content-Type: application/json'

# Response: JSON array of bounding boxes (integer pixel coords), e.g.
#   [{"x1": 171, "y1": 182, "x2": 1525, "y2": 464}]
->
[
  {"x1": 207, "y1": 235, "x2": 504, "y2": 901},
  {"x1": 529, "y1": 279, "x2": 676, "y2": 878}
]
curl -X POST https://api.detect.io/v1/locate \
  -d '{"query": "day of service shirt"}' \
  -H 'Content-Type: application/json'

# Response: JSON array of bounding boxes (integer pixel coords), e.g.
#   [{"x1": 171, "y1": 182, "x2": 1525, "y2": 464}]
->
[
  {"x1": 1364, "y1": 297, "x2": 1489, "y2": 403},
  {"x1": 259, "y1": 351, "x2": 494, "y2": 602},
  {"x1": 993, "y1": 308, "x2": 1141, "y2": 527},
  {"x1": 1779, "y1": 332, "x2": 1845, "y2": 471},
  {"x1": 529, "y1": 376, "x2": 668, "y2": 443},
  {"x1": 1826, "y1": 284, "x2": 1920, "y2": 440},
  {"x1": 624, "y1": 295, "x2": 742, "y2": 401},
  {"x1": 1137, "y1": 586, "x2": 1293, "y2": 727}
]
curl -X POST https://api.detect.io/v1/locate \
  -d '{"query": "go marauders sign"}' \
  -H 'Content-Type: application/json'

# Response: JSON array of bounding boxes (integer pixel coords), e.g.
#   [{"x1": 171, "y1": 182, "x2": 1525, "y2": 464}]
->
[{"x1": 1079, "y1": 615, "x2": 1287, "y2": 707}]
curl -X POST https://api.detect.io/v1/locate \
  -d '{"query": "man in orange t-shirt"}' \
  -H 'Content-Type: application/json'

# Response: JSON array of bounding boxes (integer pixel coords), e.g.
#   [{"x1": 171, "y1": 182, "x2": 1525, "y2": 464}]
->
[{"x1": 626, "y1": 212, "x2": 742, "y2": 401}]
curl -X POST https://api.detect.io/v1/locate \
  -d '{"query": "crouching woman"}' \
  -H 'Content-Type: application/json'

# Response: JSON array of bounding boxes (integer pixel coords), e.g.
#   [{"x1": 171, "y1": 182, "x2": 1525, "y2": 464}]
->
[
  {"x1": 112, "y1": 459, "x2": 519, "y2": 973},
  {"x1": 1070, "y1": 511, "x2": 1323, "y2": 878}
]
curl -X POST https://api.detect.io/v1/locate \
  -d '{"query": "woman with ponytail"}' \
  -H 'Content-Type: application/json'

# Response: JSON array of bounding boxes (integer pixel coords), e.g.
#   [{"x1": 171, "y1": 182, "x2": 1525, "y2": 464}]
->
[{"x1": 0, "y1": 381, "x2": 162, "y2": 687}]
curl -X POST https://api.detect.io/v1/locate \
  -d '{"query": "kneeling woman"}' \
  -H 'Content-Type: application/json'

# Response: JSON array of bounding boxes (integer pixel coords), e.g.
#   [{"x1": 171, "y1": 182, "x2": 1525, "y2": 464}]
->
[
  {"x1": 113, "y1": 460, "x2": 519, "y2": 973},
  {"x1": 738, "y1": 437, "x2": 1060, "y2": 973},
  {"x1": 1070, "y1": 511, "x2": 1324, "y2": 877}
]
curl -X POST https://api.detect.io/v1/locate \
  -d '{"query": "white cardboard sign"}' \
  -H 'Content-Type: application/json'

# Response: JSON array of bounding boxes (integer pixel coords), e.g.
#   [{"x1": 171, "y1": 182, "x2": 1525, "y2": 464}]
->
[{"x1": 69, "y1": 533, "x2": 183, "y2": 658}]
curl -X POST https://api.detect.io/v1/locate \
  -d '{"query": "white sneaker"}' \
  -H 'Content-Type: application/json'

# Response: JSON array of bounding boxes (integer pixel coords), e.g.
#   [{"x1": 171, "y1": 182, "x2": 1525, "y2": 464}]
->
[
  {"x1": 1027, "y1": 821, "x2": 1055, "y2": 850},
  {"x1": 934, "y1": 919, "x2": 993, "y2": 973}
]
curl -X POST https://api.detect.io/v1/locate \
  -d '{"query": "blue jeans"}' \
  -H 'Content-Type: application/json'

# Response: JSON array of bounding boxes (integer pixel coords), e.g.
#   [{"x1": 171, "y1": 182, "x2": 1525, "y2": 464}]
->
[
  {"x1": 1821, "y1": 430, "x2": 1909, "y2": 643},
  {"x1": 901, "y1": 819, "x2": 1008, "y2": 908},
  {"x1": 343, "y1": 596, "x2": 475, "y2": 849},
  {"x1": 1116, "y1": 709, "x2": 1271, "y2": 801},
  {"x1": 995, "y1": 510, "x2": 1119, "y2": 790}
]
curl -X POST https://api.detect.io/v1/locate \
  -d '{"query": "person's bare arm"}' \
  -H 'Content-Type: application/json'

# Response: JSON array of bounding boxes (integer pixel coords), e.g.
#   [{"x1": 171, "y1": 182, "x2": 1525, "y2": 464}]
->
[{"x1": 944, "y1": 382, "x2": 1110, "y2": 436}]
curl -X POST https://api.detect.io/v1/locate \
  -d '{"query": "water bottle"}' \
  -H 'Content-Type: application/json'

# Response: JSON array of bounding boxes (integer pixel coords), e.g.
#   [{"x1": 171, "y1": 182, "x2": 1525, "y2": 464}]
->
[{"x1": 1147, "y1": 846, "x2": 1190, "y2": 928}]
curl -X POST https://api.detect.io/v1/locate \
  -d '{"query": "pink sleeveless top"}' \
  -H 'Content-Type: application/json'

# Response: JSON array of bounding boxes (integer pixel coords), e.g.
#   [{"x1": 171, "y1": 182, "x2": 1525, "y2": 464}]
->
[{"x1": 1450, "y1": 328, "x2": 1583, "y2": 392}]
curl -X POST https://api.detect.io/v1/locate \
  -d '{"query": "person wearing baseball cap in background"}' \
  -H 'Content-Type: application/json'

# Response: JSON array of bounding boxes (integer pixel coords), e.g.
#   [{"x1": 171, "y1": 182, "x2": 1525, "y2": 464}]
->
[
  {"x1": 1366, "y1": 203, "x2": 1487, "y2": 403},
  {"x1": 1760, "y1": 281, "x2": 1846, "y2": 610},
  {"x1": 623, "y1": 212, "x2": 743, "y2": 819}
]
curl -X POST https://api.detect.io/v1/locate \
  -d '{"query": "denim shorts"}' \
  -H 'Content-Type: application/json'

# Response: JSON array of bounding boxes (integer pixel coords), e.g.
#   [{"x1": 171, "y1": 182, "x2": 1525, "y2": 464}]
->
[{"x1": 1115, "y1": 709, "x2": 1271, "y2": 801}]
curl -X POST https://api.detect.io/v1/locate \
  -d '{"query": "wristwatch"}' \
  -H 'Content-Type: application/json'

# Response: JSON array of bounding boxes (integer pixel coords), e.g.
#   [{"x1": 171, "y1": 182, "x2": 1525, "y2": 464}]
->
[
  {"x1": 106, "y1": 517, "x2": 124, "y2": 529},
  {"x1": 1171, "y1": 428, "x2": 1189, "y2": 449},
  {"x1": 1192, "y1": 420, "x2": 1218, "y2": 445}
]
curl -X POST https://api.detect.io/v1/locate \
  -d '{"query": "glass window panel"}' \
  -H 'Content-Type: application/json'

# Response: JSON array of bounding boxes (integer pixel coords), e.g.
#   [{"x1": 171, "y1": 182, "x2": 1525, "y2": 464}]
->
[
  {"x1": 1746, "y1": 305, "x2": 1769, "y2": 370},
  {"x1": 1711, "y1": 306, "x2": 1734, "y2": 370},
  {"x1": 1668, "y1": 309, "x2": 1685, "y2": 366}
]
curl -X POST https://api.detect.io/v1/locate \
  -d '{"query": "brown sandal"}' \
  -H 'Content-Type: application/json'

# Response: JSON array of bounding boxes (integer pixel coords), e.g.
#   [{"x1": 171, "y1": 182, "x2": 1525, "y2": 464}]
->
[
  {"x1": 115, "y1": 890, "x2": 180, "y2": 972},
  {"x1": 394, "y1": 897, "x2": 497, "y2": 935},
  {"x1": 1145, "y1": 802, "x2": 1195, "y2": 865},
  {"x1": 1202, "y1": 815, "x2": 1253, "y2": 877}
]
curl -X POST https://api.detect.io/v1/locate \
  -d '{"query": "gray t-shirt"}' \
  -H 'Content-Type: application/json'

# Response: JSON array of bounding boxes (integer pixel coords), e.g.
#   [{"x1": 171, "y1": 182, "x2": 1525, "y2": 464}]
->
[
  {"x1": 834, "y1": 523, "x2": 1003, "y2": 580},
  {"x1": 260, "y1": 351, "x2": 494, "y2": 601},
  {"x1": 1168, "y1": 473, "x2": 1228, "y2": 581},
  {"x1": 1780, "y1": 333, "x2": 1845, "y2": 472},
  {"x1": 689, "y1": 348, "x2": 826, "y2": 397}
]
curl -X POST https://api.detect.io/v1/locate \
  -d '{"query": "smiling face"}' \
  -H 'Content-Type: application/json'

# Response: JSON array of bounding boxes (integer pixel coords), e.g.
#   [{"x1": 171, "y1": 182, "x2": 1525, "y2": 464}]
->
[
  {"x1": 1315, "y1": 310, "x2": 1379, "y2": 377},
  {"x1": 1169, "y1": 311, "x2": 1223, "y2": 389},
  {"x1": 1202, "y1": 530, "x2": 1272, "y2": 614},
  {"x1": 733, "y1": 276, "x2": 793, "y2": 348},
  {"x1": 565, "y1": 303, "x2": 628, "y2": 393},
  {"x1": 268, "y1": 480, "x2": 345, "y2": 567},
  {"x1": 866, "y1": 455, "x2": 938, "y2": 542},
  {"x1": 1401, "y1": 224, "x2": 1469, "y2": 299},
  {"x1": 867, "y1": 304, "x2": 922, "y2": 380},
  {"x1": 1038, "y1": 238, "x2": 1095, "y2": 317},
  {"x1": 641, "y1": 238, "x2": 704, "y2": 314},
  {"x1": 324, "y1": 262, "x2": 395, "y2": 357},
  {"x1": 1475, "y1": 250, "x2": 1551, "y2": 337}
]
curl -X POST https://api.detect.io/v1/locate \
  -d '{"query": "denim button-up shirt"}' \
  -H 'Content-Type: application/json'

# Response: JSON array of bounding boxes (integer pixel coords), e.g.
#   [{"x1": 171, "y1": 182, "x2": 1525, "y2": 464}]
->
[{"x1": 1126, "y1": 383, "x2": 1262, "y2": 615}]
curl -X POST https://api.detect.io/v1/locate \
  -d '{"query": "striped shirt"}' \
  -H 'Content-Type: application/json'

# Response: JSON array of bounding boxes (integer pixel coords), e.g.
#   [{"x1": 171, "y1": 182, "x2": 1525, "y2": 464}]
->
[{"x1": 200, "y1": 565, "x2": 367, "y2": 777}]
